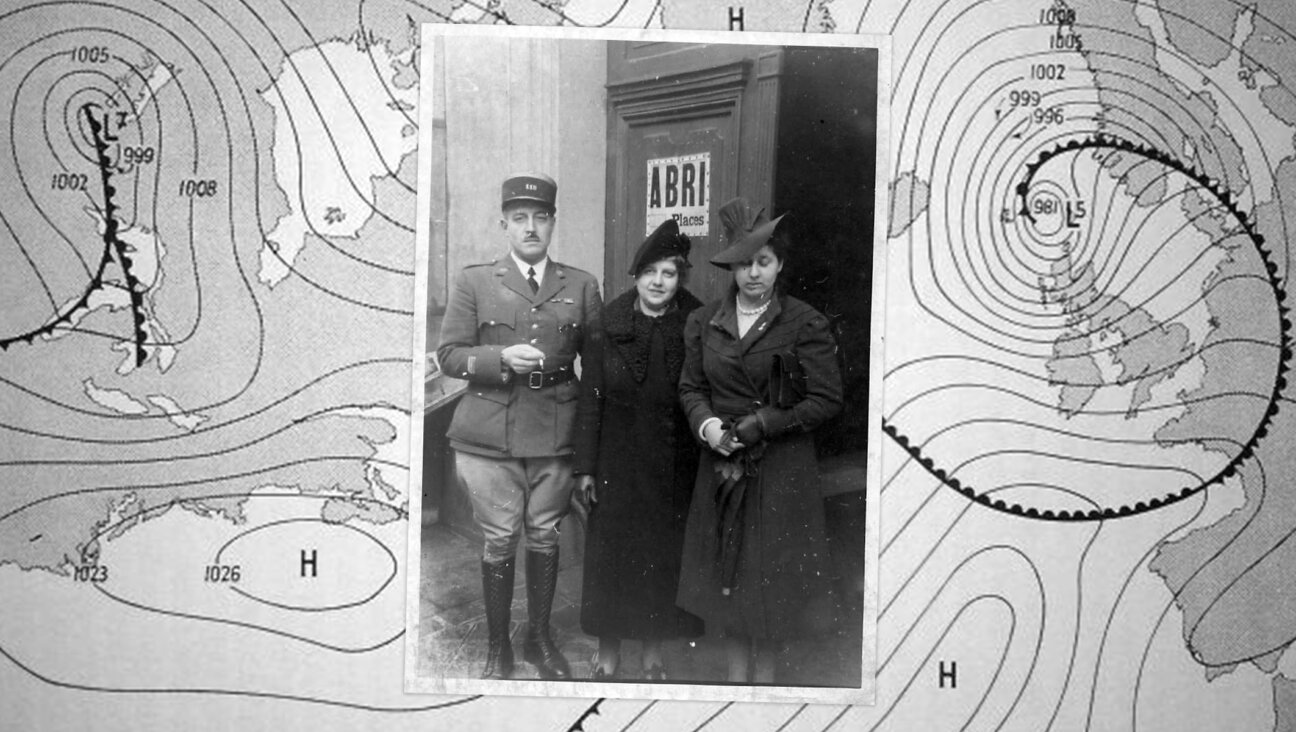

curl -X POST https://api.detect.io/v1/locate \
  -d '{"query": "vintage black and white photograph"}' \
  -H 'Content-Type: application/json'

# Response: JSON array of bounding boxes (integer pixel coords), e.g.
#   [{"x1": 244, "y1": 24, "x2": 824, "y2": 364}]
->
[{"x1": 406, "y1": 23, "x2": 887, "y2": 703}]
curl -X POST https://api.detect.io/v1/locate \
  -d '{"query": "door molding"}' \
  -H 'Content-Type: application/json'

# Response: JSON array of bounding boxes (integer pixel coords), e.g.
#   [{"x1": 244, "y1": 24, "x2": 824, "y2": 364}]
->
[
  {"x1": 604, "y1": 50, "x2": 784, "y2": 303},
  {"x1": 605, "y1": 61, "x2": 749, "y2": 297},
  {"x1": 608, "y1": 60, "x2": 749, "y2": 124}
]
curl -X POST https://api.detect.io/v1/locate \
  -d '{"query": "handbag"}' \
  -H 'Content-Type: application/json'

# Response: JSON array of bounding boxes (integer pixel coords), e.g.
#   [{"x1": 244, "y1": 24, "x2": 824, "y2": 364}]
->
[{"x1": 769, "y1": 352, "x2": 807, "y2": 408}]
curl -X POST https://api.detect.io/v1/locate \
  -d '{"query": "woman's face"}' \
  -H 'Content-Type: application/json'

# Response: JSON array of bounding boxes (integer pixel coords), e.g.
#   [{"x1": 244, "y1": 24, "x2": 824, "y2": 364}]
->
[
  {"x1": 731, "y1": 245, "x2": 783, "y2": 300},
  {"x1": 636, "y1": 258, "x2": 681, "y2": 313}
]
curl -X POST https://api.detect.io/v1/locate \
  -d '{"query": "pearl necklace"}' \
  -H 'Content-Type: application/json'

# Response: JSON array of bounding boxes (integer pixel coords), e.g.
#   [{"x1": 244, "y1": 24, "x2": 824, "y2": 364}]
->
[{"x1": 737, "y1": 296, "x2": 771, "y2": 317}]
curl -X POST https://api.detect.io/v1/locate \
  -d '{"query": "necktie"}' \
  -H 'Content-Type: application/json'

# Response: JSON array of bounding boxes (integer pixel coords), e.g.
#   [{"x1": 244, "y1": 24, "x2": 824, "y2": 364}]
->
[{"x1": 527, "y1": 266, "x2": 539, "y2": 294}]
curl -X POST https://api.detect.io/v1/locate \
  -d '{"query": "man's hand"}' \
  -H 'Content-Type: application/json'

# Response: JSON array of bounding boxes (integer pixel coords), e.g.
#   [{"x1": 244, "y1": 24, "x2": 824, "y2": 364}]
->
[
  {"x1": 501, "y1": 344, "x2": 546, "y2": 374},
  {"x1": 576, "y1": 474, "x2": 597, "y2": 507},
  {"x1": 703, "y1": 421, "x2": 743, "y2": 457}
]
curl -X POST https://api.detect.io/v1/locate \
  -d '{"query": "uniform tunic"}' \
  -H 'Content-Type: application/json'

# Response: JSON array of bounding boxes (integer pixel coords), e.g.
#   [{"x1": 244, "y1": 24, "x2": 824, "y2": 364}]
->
[
  {"x1": 437, "y1": 256, "x2": 601, "y2": 560},
  {"x1": 438, "y1": 257, "x2": 601, "y2": 458},
  {"x1": 675, "y1": 293, "x2": 844, "y2": 639},
  {"x1": 574, "y1": 288, "x2": 705, "y2": 641}
]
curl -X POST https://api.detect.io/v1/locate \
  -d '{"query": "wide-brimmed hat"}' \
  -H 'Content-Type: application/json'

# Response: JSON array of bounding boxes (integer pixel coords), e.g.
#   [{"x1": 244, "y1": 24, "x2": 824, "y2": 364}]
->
[
  {"x1": 630, "y1": 218, "x2": 691, "y2": 275},
  {"x1": 709, "y1": 197, "x2": 788, "y2": 267}
]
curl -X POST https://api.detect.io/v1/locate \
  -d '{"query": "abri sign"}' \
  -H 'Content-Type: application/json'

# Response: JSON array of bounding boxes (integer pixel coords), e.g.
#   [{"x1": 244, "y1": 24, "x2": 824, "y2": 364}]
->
[{"x1": 646, "y1": 152, "x2": 710, "y2": 236}]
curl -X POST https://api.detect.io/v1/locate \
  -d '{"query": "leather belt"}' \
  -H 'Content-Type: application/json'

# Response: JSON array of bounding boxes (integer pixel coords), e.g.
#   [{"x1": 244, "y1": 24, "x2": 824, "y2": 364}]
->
[{"x1": 526, "y1": 366, "x2": 575, "y2": 389}]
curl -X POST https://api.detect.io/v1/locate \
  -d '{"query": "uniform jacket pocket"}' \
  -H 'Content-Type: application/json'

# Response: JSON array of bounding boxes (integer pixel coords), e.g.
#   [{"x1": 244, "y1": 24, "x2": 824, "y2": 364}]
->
[
  {"x1": 476, "y1": 306, "x2": 516, "y2": 345},
  {"x1": 448, "y1": 387, "x2": 511, "y2": 452},
  {"x1": 551, "y1": 379, "x2": 580, "y2": 454}
]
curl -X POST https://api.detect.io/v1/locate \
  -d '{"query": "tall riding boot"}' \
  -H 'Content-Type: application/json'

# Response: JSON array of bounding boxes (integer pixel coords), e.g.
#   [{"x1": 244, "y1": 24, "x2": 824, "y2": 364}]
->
[
  {"x1": 522, "y1": 549, "x2": 572, "y2": 679},
  {"x1": 480, "y1": 558, "x2": 515, "y2": 680}
]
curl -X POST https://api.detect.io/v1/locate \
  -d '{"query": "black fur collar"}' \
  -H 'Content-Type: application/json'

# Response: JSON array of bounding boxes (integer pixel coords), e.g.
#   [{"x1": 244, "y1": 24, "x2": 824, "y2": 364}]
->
[{"x1": 603, "y1": 287, "x2": 703, "y2": 382}]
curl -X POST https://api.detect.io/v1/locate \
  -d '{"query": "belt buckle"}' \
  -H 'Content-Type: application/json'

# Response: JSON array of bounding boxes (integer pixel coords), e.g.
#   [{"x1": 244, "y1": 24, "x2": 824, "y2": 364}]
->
[{"x1": 528, "y1": 371, "x2": 544, "y2": 389}]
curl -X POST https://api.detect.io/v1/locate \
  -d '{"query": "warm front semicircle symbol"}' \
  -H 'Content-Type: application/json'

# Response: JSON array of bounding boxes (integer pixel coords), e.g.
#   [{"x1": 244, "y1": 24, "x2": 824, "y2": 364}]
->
[{"x1": 213, "y1": 518, "x2": 398, "y2": 612}]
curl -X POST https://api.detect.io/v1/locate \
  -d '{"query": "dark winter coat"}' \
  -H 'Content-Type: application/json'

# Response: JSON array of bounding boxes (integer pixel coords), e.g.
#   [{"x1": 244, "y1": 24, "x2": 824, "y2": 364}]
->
[
  {"x1": 675, "y1": 292, "x2": 844, "y2": 639},
  {"x1": 574, "y1": 287, "x2": 705, "y2": 640}
]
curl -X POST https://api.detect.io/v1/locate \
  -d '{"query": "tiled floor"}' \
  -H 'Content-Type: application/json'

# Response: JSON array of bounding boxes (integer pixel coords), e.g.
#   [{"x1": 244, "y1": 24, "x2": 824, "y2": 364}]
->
[{"x1": 415, "y1": 482, "x2": 867, "y2": 688}]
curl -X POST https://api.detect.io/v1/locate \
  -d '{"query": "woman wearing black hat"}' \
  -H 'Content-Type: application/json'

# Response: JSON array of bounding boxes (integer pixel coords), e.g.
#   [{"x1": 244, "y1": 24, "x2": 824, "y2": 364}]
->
[
  {"x1": 573, "y1": 218, "x2": 705, "y2": 681},
  {"x1": 675, "y1": 197, "x2": 844, "y2": 684}
]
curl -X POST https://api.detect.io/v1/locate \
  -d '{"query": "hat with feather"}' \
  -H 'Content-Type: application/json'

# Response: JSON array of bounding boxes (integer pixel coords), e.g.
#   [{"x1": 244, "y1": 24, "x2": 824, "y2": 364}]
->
[{"x1": 709, "y1": 197, "x2": 788, "y2": 267}]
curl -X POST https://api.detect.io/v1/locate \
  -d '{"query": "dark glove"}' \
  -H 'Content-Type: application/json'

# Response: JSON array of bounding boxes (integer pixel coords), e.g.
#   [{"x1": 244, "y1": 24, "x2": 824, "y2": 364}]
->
[
  {"x1": 733, "y1": 413, "x2": 764, "y2": 444},
  {"x1": 754, "y1": 406, "x2": 800, "y2": 439}
]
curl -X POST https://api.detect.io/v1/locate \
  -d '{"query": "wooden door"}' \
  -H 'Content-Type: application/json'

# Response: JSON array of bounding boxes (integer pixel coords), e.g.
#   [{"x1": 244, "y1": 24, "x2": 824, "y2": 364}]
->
[
  {"x1": 612, "y1": 119, "x2": 729, "y2": 302},
  {"x1": 605, "y1": 42, "x2": 783, "y2": 305}
]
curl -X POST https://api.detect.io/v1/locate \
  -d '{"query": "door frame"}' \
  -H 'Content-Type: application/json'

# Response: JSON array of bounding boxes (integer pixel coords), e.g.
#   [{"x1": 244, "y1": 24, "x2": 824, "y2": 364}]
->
[{"x1": 605, "y1": 45, "x2": 784, "y2": 301}]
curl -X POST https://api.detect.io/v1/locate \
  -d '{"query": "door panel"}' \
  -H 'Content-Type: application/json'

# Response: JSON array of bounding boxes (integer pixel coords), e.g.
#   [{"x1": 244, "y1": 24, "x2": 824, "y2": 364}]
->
[
  {"x1": 612, "y1": 119, "x2": 732, "y2": 304},
  {"x1": 605, "y1": 48, "x2": 765, "y2": 306}
]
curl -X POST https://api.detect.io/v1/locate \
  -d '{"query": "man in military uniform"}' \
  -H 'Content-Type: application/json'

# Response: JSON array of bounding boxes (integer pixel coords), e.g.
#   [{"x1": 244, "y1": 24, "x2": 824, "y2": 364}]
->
[{"x1": 437, "y1": 172, "x2": 601, "y2": 681}]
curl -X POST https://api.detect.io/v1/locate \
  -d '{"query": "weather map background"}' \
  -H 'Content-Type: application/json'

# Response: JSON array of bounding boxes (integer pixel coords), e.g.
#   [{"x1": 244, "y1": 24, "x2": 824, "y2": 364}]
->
[{"x1": 3, "y1": 0, "x2": 1296, "y2": 730}]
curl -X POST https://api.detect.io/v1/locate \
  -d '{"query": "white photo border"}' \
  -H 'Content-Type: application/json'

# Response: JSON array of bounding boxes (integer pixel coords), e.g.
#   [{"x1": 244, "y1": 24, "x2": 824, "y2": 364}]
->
[{"x1": 406, "y1": 21, "x2": 890, "y2": 705}]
